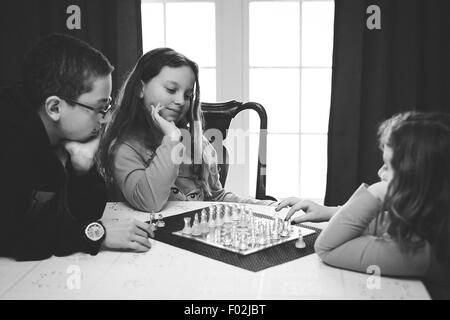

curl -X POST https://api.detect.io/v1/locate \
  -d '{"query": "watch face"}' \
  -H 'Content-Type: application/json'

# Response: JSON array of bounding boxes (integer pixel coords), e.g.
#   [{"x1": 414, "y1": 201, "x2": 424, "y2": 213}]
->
[{"x1": 85, "y1": 222, "x2": 105, "y2": 241}]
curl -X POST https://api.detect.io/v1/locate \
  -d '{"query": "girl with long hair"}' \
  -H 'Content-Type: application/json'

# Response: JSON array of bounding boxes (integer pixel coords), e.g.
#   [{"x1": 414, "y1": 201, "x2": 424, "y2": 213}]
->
[
  {"x1": 98, "y1": 48, "x2": 274, "y2": 212},
  {"x1": 277, "y1": 111, "x2": 450, "y2": 299}
]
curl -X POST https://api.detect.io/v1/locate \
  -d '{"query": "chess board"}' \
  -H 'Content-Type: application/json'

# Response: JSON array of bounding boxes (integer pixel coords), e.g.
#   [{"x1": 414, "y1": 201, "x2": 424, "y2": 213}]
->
[{"x1": 171, "y1": 203, "x2": 315, "y2": 255}]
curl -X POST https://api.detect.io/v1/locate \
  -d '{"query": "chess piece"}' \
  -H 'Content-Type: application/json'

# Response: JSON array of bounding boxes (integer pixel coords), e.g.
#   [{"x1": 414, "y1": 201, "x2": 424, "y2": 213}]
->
[
  {"x1": 271, "y1": 227, "x2": 279, "y2": 240},
  {"x1": 265, "y1": 221, "x2": 272, "y2": 243},
  {"x1": 156, "y1": 214, "x2": 165, "y2": 228},
  {"x1": 280, "y1": 221, "x2": 290, "y2": 237},
  {"x1": 295, "y1": 231, "x2": 306, "y2": 249},
  {"x1": 191, "y1": 213, "x2": 201, "y2": 236},
  {"x1": 208, "y1": 212, "x2": 216, "y2": 229},
  {"x1": 223, "y1": 206, "x2": 231, "y2": 223},
  {"x1": 216, "y1": 210, "x2": 223, "y2": 227},
  {"x1": 239, "y1": 234, "x2": 248, "y2": 251},
  {"x1": 249, "y1": 230, "x2": 257, "y2": 248},
  {"x1": 182, "y1": 217, "x2": 192, "y2": 234},
  {"x1": 231, "y1": 207, "x2": 239, "y2": 221},
  {"x1": 223, "y1": 234, "x2": 232, "y2": 246},
  {"x1": 200, "y1": 209, "x2": 209, "y2": 234}
]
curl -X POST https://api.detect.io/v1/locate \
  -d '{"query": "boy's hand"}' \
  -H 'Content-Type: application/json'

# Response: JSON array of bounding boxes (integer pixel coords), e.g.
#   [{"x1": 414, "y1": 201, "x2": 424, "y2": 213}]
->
[
  {"x1": 100, "y1": 218, "x2": 155, "y2": 252},
  {"x1": 64, "y1": 137, "x2": 100, "y2": 173},
  {"x1": 276, "y1": 198, "x2": 338, "y2": 223}
]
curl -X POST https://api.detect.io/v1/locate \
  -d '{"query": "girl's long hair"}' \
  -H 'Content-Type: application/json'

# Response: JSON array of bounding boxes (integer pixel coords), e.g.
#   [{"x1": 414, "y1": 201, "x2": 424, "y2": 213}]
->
[
  {"x1": 97, "y1": 48, "x2": 219, "y2": 195},
  {"x1": 378, "y1": 112, "x2": 450, "y2": 264}
]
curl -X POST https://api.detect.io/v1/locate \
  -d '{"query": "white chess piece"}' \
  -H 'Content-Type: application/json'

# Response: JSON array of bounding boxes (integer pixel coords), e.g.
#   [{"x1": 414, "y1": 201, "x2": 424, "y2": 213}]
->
[
  {"x1": 182, "y1": 217, "x2": 192, "y2": 234},
  {"x1": 191, "y1": 213, "x2": 201, "y2": 236},
  {"x1": 295, "y1": 230, "x2": 306, "y2": 249}
]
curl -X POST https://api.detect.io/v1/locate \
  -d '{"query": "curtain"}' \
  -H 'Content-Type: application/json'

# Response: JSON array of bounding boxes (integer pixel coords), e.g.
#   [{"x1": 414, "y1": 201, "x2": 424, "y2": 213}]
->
[
  {"x1": 0, "y1": 0, "x2": 142, "y2": 94},
  {"x1": 325, "y1": 0, "x2": 450, "y2": 206}
]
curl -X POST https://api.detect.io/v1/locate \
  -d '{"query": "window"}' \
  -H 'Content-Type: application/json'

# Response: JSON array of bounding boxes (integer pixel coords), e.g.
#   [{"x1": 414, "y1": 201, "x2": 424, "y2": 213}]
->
[
  {"x1": 141, "y1": 0, "x2": 216, "y2": 102},
  {"x1": 141, "y1": 0, "x2": 334, "y2": 203}
]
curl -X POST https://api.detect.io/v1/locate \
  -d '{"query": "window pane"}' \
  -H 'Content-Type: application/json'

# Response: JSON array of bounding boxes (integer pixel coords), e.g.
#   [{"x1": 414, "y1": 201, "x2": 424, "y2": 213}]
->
[
  {"x1": 249, "y1": 68, "x2": 300, "y2": 133},
  {"x1": 302, "y1": 1, "x2": 335, "y2": 67},
  {"x1": 249, "y1": 2, "x2": 300, "y2": 67},
  {"x1": 141, "y1": 2, "x2": 165, "y2": 52},
  {"x1": 250, "y1": 133, "x2": 300, "y2": 198},
  {"x1": 266, "y1": 134, "x2": 299, "y2": 198},
  {"x1": 166, "y1": 2, "x2": 216, "y2": 67},
  {"x1": 301, "y1": 68, "x2": 332, "y2": 133},
  {"x1": 300, "y1": 134, "x2": 327, "y2": 199},
  {"x1": 199, "y1": 68, "x2": 216, "y2": 102}
]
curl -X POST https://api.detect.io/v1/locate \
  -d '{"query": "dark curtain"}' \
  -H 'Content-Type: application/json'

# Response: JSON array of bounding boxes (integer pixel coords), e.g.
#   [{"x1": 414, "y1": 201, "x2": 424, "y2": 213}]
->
[
  {"x1": 325, "y1": 0, "x2": 450, "y2": 206},
  {"x1": 0, "y1": 0, "x2": 142, "y2": 95}
]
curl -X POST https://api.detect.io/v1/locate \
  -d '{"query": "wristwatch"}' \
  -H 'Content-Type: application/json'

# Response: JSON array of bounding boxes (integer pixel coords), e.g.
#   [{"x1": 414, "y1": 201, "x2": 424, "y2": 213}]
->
[{"x1": 84, "y1": 221, "x2": 106, "y2": 254}]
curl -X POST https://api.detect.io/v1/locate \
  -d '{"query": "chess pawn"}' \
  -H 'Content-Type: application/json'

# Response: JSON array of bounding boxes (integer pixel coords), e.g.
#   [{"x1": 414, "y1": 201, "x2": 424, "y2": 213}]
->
[
  {"x1": 239, "y1": 234, "x2": 248, "y2": 251},
  {"x1": 249, "y1": 230, "x2": 257, "y2": 248},
  {"x1": 271, "y1": 227, "x2": 280, "y2": 240},
  {"x1": 231, "y1": 207, "x2": 239, "y2": 221},
  {"x1": 288, "y1": 219, "x2": 294, "y2": 233},
  {"x1": 208, "y1": 212, "x2": 216, "y2": 229},
  {"x1": 238, "y1": 212, "x2": 247, "y2": 228},
  {"x1": 214, "y1": 228, "x2": 222, "y2": 243},
  {"x1": 280, "y1": 221, "x2": 290, "y2": 237},
  {"x1": 215, "y1": 211, "x2": 224, "y2": 227},
  {"x1": 182, "y1": 217, "x2": 192, "y2": 234},
  {"x1": 265, "y1": 221, "x2": 272, "y2": 243},
  {"x1": 273, "y1": 218, "x2": 282, "y2": 233},
  {"x1": 233, "y1": 233, "x2": 240, "y2": 248},
  {"x1": 295, "y1": 232, "x2": 306, "y2": 249},
  {"x1": 200, "y1": 209, "x2": 209, "y2": 234},
  {"x1": 223, "y1": 234, "x2": 232, "y2": 246},
  {"x1": 191, "y1": 213, "x2": 201, "y2": 236},
  {"x1": 223, "y1": 207, "x2": 231, "y2": 223},
  {"x1": 258, "y1": 234, "x2": 266, "y2": 246},
  {"x1": 156, "y1": 214, "x2": 165, "y2": 228}
]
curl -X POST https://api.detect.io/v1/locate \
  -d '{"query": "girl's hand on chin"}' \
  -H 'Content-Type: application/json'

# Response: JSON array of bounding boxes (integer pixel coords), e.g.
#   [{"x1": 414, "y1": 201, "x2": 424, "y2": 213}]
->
[{"x1": 144, "y1": 104, "x2": 181, "y2": 141}]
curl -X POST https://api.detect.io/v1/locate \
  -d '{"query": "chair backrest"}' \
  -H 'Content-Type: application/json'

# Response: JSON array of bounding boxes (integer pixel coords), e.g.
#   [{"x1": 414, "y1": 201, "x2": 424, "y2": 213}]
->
[{"x1": 201, "y1": 100, "x2": 275, "y2": 201}]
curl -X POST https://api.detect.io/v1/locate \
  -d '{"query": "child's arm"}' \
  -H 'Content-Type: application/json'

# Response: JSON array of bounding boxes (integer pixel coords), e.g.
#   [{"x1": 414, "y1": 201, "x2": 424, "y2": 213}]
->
[
  {"x1": 314, "y1": 183, "x2": 430, "y2": 277},
  {"x1": 276, "y1": 198, "x2": 339, "y2": 223},
  {"x1": 113, "y1": 137, "x2": 184, "y2": 212}
]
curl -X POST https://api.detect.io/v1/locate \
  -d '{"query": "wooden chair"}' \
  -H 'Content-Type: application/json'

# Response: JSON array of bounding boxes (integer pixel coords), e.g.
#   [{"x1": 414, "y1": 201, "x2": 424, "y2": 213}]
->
[{"x1": 201, "y1": 100, "x2": 277, "y2": 201}]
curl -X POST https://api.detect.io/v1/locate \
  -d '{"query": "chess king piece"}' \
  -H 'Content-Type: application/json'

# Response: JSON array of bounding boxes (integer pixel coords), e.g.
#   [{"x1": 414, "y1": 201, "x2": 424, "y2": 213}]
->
[
  {"x1": 182, "y1": 217, "x2": 192, "y2": 234},
  {"x1": 295, "y1": 230, "x2": 306, "y2": 249}
]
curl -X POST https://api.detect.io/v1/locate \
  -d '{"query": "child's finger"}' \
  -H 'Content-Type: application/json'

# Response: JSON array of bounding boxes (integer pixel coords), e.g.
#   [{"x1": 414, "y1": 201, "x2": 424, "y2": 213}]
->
[
  {"x1": 292, "y1": 213, "x2": 313, "y2": 224},
  {"x1": 285, "y1": 201, "x2": 306, "y2": 220},
  {"x1": 276, "y1": 197, "x2": 301, "y2": 211}
]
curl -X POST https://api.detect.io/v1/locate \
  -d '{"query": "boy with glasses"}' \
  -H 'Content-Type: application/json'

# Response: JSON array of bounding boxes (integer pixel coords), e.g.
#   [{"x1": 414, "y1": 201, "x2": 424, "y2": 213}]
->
[{"x1": 0, "y1": 34, "x2": 154, "y2": 261}]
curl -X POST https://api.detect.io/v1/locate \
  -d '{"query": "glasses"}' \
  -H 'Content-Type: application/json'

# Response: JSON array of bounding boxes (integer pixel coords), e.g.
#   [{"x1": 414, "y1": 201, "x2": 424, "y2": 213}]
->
[{"x1": 58, "y1": 96, "x2": 113, "y2": 117}]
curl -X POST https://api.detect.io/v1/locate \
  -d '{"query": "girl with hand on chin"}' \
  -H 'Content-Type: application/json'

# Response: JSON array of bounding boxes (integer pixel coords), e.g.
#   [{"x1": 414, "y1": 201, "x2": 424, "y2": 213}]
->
[{"x1": 98, "y1": 48, "x2": 275, "y2": 213}]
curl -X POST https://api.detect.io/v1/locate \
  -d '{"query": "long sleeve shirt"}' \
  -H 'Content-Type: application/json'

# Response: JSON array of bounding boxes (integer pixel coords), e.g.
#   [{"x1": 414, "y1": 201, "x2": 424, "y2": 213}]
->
[
  {"x1": 111, "y1": 135, "x2": 275, "y2": 213},
  {"x1": 0, "y1": 86, "x2": 106, "y2": 261},
  {"x1": 314, "y1": 183, "x2": 450, "y2": 298}
]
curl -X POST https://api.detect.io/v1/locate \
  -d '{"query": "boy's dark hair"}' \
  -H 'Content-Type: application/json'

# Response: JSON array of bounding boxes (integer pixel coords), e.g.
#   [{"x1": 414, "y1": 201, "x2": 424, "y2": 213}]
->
[{"x1": 21, "y1": 33, "x2": 114, "y2": 109}]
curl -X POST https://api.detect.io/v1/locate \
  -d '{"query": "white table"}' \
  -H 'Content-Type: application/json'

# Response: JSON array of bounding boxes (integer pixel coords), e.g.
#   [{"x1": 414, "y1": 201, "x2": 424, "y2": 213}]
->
[{"x1": 0, "y1": 201, "x2": 431, "y2": 299}]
